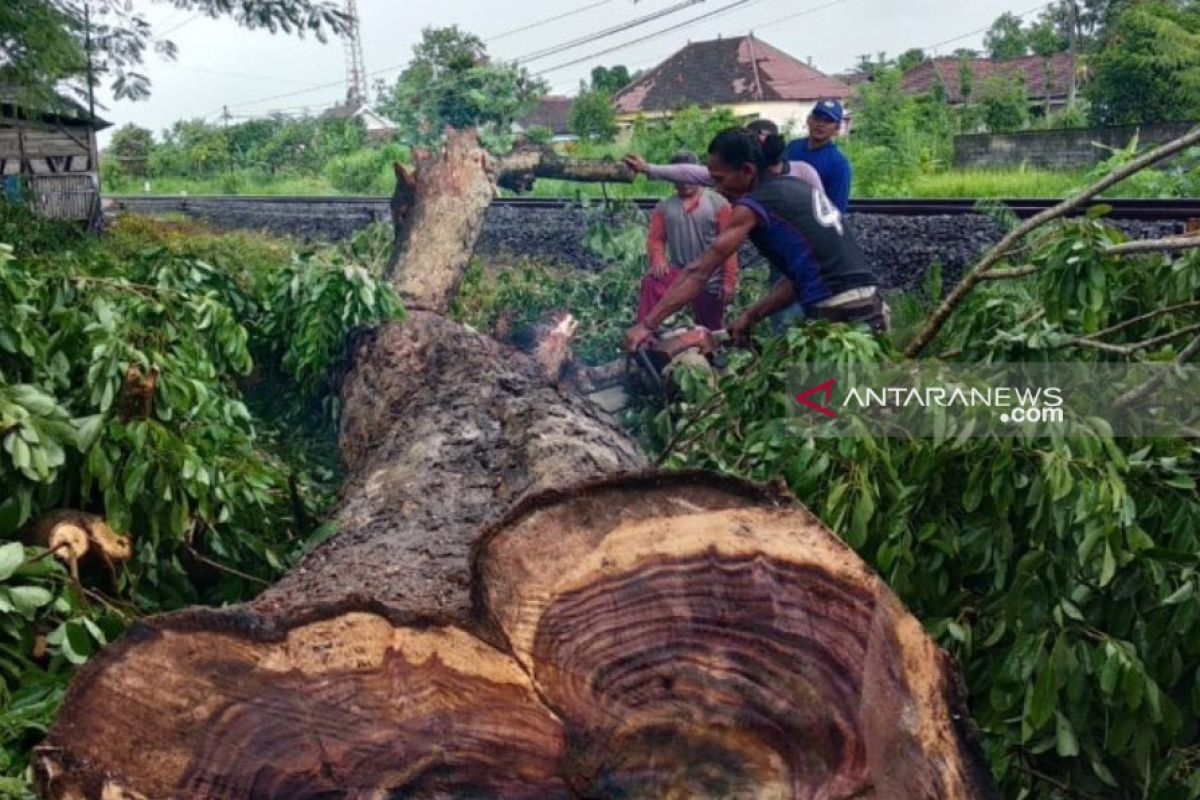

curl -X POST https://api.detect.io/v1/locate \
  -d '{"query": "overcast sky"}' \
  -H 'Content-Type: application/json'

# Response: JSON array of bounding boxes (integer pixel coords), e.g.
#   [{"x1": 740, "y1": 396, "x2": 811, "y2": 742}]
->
[{"x1": 95, "y1": 0, "x2": 1049, "y2": 145}]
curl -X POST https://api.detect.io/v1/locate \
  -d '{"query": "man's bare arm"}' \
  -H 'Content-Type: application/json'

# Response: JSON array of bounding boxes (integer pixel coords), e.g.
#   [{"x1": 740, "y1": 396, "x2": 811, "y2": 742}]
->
[
  {"x1": 743, "y1": 276, "x2": 797, "y2": 324},
  {"x1": 645, "y1": 162, "x2": 715, "y2": 187},
  {"x1": 643, "y1": 206, "x2": 758, "y2": 330}
]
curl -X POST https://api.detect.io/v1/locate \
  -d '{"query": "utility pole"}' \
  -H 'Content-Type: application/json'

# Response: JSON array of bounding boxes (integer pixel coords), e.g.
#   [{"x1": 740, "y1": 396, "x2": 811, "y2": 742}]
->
[
  {"x1": 221, "y1": 105, "x2": 234, "y2": 178},
  {"x1": 85, "y1": 1, "x2": 101, "y2": 210},
  {"x1": 342, "y1": 0, "x2": 367, "y2": 104},
  {"x1": 84, "y1": 2, "x2": 97, "y2": 127},
  {"x1": 1065, "y1": 0, "x2": 1080, "y2": 107}
]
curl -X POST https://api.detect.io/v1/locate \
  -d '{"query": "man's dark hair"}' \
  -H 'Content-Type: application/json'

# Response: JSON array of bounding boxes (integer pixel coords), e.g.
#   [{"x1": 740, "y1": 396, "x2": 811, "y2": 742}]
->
[
  {"x1": 746, "y1": 118, "x2": 779, "y2": 136},
  {"x1": 669, "y1": 150, "x2": 699, "y2": 165},
  {"x1": 707, "y1": 127, "x2": 767, "y2": 171},
  {"x1": 761, "y1": 134, "x2": 786, "y2": 168}
]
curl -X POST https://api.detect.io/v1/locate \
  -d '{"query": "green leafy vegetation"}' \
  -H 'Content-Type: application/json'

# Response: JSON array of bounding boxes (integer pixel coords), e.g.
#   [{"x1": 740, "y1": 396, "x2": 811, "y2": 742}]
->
[
  {"x1": 0, "y1": 0, "x2": 348, "y2": 102},
  {"x1": 0, "y1": 204, "x2": 401, "y2": 786},
  {"x1": 630, "y1": 213, "x2": 1200, "y2": 800}
]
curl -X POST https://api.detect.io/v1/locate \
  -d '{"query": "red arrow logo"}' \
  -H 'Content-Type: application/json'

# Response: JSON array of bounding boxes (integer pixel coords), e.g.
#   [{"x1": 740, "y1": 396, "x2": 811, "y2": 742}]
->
[{"x1": 795, "y1": 378, "x2": 838, "y2": 418}]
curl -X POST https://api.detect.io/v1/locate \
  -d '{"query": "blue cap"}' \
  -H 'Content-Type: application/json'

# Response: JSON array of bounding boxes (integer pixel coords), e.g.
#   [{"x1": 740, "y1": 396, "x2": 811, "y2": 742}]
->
[{"x1": 812, "y1": 98, "x2": 844, "y2": 123}]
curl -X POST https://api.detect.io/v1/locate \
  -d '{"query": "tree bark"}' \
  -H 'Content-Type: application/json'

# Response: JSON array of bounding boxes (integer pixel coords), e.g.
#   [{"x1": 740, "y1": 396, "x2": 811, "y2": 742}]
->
[
  {"x1": 387, "y1": 130, "x2": 633, "y2": 314},
  {"x1": 34, "y1": 133, "x2": 998, "y2": 800}
]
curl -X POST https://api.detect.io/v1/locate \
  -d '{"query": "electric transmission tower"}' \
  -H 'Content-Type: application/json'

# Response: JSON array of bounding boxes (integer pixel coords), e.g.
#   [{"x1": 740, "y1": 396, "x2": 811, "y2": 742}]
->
[{"x1": 343, "y1": 0, "x2": 367, "y2": 104}]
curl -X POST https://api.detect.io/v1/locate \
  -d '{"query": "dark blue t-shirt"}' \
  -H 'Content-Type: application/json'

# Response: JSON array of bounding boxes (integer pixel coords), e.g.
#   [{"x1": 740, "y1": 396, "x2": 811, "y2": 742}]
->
[
  {"x1": 734, "y1": 176, "x2": 876, "y2": 309},
  {"x1": 784, "y1": 138, "x2": 852, "y2": 213}
]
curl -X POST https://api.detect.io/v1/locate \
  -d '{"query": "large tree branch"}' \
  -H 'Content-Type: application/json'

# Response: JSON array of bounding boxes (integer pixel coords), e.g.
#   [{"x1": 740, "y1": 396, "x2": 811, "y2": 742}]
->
[
  {"x1": 905, "y1": 125, "x2": 1200, "y2": 358},
  {"x1": 1083, "y1": 300, "x2": 1200, "y2": 341},
  {"x1": 496, "y1": 143, "x2": 636, "y2": 192},
  {"x1": 1114, "y1": 330, "x2": 1200, "y2": 409},
  {"x1": 1066, "y1": 322, "x2": 1200, "y2": 356},
  {"x1": 1103, "y1": 234, "x2": 1200, "y2": 257}
]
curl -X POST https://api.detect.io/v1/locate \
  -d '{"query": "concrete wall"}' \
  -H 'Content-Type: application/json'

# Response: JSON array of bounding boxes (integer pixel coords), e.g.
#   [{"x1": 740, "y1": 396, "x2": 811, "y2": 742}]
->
[{"x1": 954, "y1": 123, "x2": 1197, "y2": 170}]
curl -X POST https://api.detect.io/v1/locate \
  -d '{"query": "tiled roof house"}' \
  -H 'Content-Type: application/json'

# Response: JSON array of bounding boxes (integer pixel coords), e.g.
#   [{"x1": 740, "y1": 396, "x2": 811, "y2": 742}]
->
[
  {"x1": 613, "y1": 35, "x2": 851, "y2": 133},
  {"x1": 902, "y1": 52, "x2": 1076, "y2": 108}
]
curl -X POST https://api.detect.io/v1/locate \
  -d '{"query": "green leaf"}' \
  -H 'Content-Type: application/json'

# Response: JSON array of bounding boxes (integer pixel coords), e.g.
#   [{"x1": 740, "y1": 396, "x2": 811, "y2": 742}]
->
[
  {"x1": 74, "y1": 414, "x2": 104, "y2": 451},
  {"x1": 1029, "y1": 664, "x2": 1057, "y2": 730},
  {"x1": 8, "y1": 585, "x2": 53, "y2": 617},
  {"x1": 1163, "y1": 582, "x2": 1194, "y2": 606},
  {"x1": 1100, "y1": 650, "x2": 1121, "y2": 696},
  {"x1": 0, "y1": 498, "x2": 22, "y2": 538},
  {"x1": 0, "y1": 542, "x2": 26, "y2": 582},
  {"x1": 62, "y1": 619, "x2": 93, "y2": 665},
  {"x1": 1054, "y1": 711, "x2": 1079, "y2": 757},
  {"x1": 1099, "y1": 543, "x2": 1117, "y2": 587}
]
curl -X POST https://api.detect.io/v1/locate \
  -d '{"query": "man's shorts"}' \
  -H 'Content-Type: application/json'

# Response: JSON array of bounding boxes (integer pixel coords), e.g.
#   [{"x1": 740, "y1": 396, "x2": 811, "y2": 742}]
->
[{"x1": 808, "y1": 287, "x2": 890, "y2": 334}]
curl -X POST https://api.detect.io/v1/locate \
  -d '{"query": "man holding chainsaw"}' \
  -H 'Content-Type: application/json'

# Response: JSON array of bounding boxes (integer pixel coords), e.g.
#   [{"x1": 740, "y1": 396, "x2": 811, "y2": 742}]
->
[
  {"x1": 625, "y1": 128, "x2": 886, "y2": 353},
  {"x1": 636, "y1": 150, "x2": 738, "y2": 331}
]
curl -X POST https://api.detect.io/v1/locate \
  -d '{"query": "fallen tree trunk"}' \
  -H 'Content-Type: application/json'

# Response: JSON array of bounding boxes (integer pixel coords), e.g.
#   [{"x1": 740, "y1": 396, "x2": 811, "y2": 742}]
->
[{"x1": 34, "y1": 129, "x2": 998, "y2": 800}]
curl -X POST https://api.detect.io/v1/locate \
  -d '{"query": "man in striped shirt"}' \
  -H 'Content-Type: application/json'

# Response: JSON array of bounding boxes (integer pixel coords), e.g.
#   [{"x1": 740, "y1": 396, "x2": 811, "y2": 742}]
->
[{"x1": 636, "y1": 151, "x2": 738, "y2": 331}]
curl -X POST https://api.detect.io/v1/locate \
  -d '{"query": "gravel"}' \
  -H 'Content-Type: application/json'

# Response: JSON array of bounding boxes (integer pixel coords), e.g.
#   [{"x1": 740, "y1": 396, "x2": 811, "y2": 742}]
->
[{"x1": 111, "y1": 197, "x2": 1187, "y2": 292}]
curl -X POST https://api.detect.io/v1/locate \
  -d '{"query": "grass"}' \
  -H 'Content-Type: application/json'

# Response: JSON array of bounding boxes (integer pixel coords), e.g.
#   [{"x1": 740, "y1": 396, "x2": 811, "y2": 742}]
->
[
  {"x1": 898, "y1": 168, "x2": 1088, "y2": 198},
  {"x1": 103, "y1": 173, "x2": 344, "y2": 197}
]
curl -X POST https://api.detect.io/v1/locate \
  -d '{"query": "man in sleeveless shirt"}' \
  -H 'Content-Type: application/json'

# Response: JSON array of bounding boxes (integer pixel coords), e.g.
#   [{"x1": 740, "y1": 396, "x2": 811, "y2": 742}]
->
[
  {"x1": 626, "y1": 129, "x2": 886, "y2": 353},
  {"x1": 636, "y1": 151, "x2": 738, "y2": 331}
]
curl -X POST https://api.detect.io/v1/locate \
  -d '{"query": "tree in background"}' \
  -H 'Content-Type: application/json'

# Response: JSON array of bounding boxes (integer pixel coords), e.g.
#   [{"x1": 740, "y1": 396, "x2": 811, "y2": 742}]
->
[
  {"x1": 0, "y1": 0, "x2": 347, "y2": 102},
  {"x1": 629, "y1": 105, "x2": 741, "y2": 164},
  {"x1": 895, "y1": 48, "x2": 929, "y2": 73},
  {"x1": 985, "y1": 11, "x2": 1032, "y2": 59},
  {"x1": 106, "y1": 123, "x2": 154, "y2": 178},
  {"x1": 569, "y1": 87, "x2": 618, "y2": 143},
  {"x1": 1087, "y1": 0, "x2": 1200, "y2": 125},
  {"x1": 1027, "y1": 12, "x2": 1072, "y2": 56},
  {"x1": 377, "y1": 26, "x2": 546, "y2": 144},
  {"x1": 590, "y1": 65, "x2": 631, "y2": 93},
  {"x1": 978, "y1": 75, "x2": 1031, "y2": 132}
]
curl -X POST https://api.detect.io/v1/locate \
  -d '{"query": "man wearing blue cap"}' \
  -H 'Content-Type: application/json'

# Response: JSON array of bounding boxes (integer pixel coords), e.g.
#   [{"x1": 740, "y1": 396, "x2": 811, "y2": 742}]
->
[{"x1": 785, "y1": 98, "x2": 852, "y2": 213}]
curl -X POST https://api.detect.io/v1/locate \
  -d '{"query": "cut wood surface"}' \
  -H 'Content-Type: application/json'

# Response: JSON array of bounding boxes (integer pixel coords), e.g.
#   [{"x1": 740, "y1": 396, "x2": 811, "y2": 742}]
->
[
  {"x1": 475, "y1": 474, "x2": 998, "y2": 799},
  {"x1": 36, "y1": 608, "x2": 571, "y2": 799}
]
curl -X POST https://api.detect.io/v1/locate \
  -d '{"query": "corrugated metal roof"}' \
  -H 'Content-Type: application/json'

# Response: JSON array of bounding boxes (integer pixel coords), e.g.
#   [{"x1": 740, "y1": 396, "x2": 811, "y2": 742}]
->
[{"x1": 0, "y1": 85, "x2": 110, "y2": 129}]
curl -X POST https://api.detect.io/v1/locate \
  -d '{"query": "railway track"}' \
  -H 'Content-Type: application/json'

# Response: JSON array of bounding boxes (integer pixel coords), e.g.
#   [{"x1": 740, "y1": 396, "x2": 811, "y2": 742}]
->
[{"x1": 109, "y1": 194, "x2": 1200, "y2": 221}]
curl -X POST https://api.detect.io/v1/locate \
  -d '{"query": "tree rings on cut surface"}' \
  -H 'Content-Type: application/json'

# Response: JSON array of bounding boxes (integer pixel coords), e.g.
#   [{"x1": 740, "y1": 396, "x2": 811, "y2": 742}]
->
[
  {"x1": 34, "y1": 608, "x2": 570, "y2": 800},
  {"x1": 473, "y1": 472, "x2": 997, "y2": 800}
]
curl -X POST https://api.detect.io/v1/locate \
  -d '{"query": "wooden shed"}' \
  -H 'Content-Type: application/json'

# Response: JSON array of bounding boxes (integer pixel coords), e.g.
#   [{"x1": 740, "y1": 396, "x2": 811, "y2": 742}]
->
[{"x1": 1, "y1": 86, "x2": 110, "y2": 223}]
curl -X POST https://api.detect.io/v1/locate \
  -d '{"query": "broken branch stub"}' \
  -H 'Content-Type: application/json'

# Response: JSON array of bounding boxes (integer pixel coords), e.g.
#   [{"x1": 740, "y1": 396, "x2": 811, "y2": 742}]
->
[{"x1": 473, "y1": 472, "x2": 999, "y2": 800}]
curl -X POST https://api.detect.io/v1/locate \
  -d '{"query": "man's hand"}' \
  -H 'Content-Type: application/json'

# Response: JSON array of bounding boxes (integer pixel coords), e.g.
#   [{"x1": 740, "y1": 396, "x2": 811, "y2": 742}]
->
[
  {"x1": 720, "y1": 285, "x2": 736, "y2": 305},
  {"x1": 625, "y1": 323, "x2": 656, "y2": 353},
  {"x1": 650, "y1": 260, "x2": 670, "y2": 279},
  {"x1": 623, "y1": 154, "x2": 648, "y2": 174},
  {"x1": 729, "y1": 311, "x2": 757, "y2": 347}
]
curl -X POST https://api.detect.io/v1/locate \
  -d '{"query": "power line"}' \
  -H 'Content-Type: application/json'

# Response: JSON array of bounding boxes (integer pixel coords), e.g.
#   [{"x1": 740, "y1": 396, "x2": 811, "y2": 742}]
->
[
  {"x1": 920, "y1": 1, "x2": 1054, "y2": 54},
  {"x1": 515, "y1": 0, "x2": 707, "y2": 64},
  {"x1": 209, "y1": 0, "x2": 759, "y2": 117},
  {"x1": 486, "y1": 0, "x2": 617, "y2": 42},
  {"x1": 533, "y1": 0, "x2": 768, "y2": 76},
  {"x1": 160, "y1": 12, "x2": 203, "y2": 36},
  {"x1": 160, "y1": 62, "x2": 324, "y2": 86}
]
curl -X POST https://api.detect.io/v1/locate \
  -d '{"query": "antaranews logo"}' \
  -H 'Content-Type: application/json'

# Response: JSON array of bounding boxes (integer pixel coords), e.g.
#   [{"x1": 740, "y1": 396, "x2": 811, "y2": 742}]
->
[
  {"x1": 783, "y1": 362, "x2": 1200, "y2": 439},
  {"x1": 794, "y1": 379, "x2": 838, "y2": 418}
]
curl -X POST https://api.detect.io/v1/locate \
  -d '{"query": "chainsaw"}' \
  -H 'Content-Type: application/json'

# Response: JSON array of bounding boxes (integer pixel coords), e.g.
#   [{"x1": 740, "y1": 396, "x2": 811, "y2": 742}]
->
[{"x1": 633, "y1": 326, "x2": 731, "y2": 400}]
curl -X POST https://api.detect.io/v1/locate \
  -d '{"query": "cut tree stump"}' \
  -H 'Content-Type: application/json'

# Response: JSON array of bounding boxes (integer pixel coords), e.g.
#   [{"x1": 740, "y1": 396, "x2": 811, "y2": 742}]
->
[
  {"x1": 474, "y1": 474, "x2": 998, "y2": 799},
  {"x1": 34, "y1": 129, "x2": 998, "y2": 800}
]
